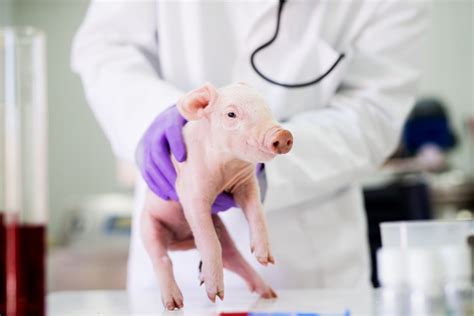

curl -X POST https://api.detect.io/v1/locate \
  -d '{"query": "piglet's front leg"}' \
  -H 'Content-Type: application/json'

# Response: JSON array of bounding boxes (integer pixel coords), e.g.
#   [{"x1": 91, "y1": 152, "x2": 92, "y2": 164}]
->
[
  {"x1": 179, "y1": 195, "x2": 224, "y2": 302},
  {"x1": 234, "y1": 177, "x2": 275, "y2": 266}
]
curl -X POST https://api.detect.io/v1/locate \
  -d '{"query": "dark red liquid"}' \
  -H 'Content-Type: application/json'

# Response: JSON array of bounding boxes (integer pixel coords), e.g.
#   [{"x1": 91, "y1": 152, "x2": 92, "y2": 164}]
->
[{"x1": 0, "y1": 214, "x2": 45, "y2": 316}]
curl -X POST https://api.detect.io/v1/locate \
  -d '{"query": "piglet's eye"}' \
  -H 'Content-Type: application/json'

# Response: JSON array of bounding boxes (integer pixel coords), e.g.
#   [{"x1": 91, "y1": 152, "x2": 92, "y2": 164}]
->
[{"x1": 227, "y1": 112, "x2": 237, "y2": 119}]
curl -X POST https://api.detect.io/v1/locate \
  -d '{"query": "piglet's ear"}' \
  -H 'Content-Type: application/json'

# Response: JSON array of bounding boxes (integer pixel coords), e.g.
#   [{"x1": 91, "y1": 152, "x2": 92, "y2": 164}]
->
[{"x1": 177, "y1": 82, "x2": 217, "y2": 121}]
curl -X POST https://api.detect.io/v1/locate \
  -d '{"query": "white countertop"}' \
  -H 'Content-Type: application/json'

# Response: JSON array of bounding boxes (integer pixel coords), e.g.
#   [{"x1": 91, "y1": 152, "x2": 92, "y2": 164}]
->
[{"x1": 48, "y1": 289, "x2": 376, "y2": 316}]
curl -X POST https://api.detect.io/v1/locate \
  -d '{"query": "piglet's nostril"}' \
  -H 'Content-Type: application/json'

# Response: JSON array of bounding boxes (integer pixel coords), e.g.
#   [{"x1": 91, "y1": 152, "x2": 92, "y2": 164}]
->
[{"x1": 267, "y1": 129, "x2": 293, "y2": 154}]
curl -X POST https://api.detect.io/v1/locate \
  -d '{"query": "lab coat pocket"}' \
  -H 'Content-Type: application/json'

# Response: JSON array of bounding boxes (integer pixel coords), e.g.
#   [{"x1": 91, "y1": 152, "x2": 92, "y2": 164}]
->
[{"x1": 308, "y1": 38, "x2": 351, "y2": 106}]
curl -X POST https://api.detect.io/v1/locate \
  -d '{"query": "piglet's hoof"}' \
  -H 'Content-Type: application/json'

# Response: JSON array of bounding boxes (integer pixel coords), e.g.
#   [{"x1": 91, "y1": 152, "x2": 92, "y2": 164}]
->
[
  {"x1": 247, "y1": 273, "x2": 278, "y2": 299},
  {"x1": 161, "y1": 282, "x2": 184, "y2": 310},
  {"x1": 198, "y1": 260, "x2": 224, "y2": 302},
  {"x1": 251, "y1": 244, "x2": 275, "y2": 266},
  {"x1": 258, "y1": 287, "x2": 278, "y2": 299},
  {"x1": 198, "y1": 260, "x2": 225, "y2": 302}
]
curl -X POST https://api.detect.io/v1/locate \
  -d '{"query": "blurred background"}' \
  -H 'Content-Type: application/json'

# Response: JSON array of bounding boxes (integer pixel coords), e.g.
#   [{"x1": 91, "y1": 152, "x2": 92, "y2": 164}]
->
[{"x1": 0, "y1": 0, "x2": 473, "y2": 291}]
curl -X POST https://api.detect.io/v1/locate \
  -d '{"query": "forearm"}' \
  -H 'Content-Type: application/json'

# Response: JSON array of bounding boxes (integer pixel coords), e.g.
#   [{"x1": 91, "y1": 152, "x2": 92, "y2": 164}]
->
[{"x1": 264, "y1": 90, "x2": 415, "y2": 211}]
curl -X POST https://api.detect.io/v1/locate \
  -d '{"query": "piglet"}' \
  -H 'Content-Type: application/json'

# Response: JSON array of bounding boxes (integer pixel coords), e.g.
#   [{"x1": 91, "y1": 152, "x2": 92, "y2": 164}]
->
[{"x1": 141, "y1": 82, "x2": 293, "y2": 310}]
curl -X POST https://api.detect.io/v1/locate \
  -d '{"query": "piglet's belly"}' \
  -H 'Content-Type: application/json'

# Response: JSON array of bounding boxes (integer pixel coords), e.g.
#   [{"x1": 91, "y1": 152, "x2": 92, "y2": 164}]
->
[{"x1": 146, "y1": 192, "x2": 194, "y2": 243}]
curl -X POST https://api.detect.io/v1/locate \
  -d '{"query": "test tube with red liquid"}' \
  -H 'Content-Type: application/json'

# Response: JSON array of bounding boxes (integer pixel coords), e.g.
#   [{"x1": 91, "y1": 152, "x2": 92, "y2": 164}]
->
[{"x1": 1, "y1": 27, "x2": 48, "y2": 316}]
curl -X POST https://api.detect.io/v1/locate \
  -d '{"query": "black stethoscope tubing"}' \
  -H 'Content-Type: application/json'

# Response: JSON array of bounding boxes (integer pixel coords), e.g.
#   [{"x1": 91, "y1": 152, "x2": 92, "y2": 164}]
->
[{"x1": 250, "y1": 0, "x2": 345, "y2": 88}]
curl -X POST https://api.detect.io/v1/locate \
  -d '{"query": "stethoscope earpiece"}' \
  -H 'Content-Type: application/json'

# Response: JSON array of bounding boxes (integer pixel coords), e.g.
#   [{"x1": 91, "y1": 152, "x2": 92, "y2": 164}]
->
[{"x1": 250, "y1": 0, "x2": 345, "y2": 88}]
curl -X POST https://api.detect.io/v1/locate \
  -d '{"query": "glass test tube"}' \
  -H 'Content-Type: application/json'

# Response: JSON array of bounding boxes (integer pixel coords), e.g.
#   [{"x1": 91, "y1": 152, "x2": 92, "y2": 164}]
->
[{"x1": 0, "y1": 27, "x2": 48, "y2": 316}]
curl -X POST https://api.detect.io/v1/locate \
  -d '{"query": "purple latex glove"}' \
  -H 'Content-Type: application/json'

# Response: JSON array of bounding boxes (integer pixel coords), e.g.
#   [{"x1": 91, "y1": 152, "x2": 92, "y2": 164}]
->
[{"x1": 136, "y1": 105, "x2": 237, "y2": 212}]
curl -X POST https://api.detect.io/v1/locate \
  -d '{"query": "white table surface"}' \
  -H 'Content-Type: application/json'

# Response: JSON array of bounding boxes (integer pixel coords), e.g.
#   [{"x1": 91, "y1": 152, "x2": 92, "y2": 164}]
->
[{"x1": 48, "y1": 289, "x2": 376, "y2": 316}]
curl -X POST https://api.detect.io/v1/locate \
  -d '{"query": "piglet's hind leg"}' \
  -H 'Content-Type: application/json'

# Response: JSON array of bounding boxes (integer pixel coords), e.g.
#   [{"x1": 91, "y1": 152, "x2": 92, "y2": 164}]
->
[{"x1": 141, "y1": 192, "x2": 184, "y2": 310}]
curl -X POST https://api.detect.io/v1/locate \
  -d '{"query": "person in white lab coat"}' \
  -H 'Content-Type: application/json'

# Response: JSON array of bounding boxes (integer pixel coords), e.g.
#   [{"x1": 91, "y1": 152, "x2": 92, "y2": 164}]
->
[{"x1": 71, "y1": 0, "x2": 428, "y2": 294}]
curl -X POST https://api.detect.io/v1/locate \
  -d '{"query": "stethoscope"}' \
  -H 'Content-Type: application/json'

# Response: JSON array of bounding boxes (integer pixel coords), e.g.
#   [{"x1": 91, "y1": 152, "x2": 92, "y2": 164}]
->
[{"x1": 250, "y1": 0, "x2": 345, "y2": 88}]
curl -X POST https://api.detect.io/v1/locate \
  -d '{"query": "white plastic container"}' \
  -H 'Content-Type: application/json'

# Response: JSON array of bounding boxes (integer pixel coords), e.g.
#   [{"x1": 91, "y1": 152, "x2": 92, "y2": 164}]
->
[
  {"x1": 377, "y1": 220, "x2": 474, "y2": 315},
  {"x1": 440, "y1": 246, "x2": 473, "y2": 316},
  {"x1": 376, "y1": 248, "x2": 410, "y2": 315}
]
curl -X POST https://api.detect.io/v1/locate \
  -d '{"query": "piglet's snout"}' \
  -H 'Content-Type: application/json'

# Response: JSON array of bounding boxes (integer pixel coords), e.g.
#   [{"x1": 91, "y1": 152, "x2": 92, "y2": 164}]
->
[{"x1": 267, "y1": 129, "x2": 293, "y2": 154}]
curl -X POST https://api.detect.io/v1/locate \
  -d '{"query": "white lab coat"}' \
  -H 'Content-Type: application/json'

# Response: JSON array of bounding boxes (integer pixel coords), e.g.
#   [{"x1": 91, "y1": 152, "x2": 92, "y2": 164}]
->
[{"x1": 71, "y1": 0, "x2": 428, "y2": 293}]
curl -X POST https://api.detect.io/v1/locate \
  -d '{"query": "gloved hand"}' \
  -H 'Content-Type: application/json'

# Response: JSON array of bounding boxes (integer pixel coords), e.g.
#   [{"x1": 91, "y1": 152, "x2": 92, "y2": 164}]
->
[{"x1": 136, "y1": 105, "x2": 237, "y2": 212}]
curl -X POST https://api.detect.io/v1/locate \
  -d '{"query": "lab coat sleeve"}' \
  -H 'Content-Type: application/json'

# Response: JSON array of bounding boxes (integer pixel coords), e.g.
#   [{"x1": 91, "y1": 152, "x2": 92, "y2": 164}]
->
[
  {"x1": 264, "y1": 1, "x2": 429, "y2": 211},
  {"x1": 71, "y1": 1, "x2": 184, "y2": 162}
]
